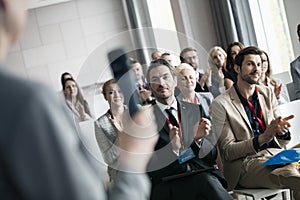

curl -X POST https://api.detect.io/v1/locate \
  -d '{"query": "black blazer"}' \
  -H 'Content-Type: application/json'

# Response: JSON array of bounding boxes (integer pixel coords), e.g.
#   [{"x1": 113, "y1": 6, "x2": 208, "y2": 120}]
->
[{"x1": 147, "y1": 100, "x2": 227, "y2": 188}]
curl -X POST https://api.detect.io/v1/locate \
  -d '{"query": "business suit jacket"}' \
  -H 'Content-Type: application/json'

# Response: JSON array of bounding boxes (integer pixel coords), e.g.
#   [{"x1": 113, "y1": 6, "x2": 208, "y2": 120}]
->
[
  {"x1": 176, "y1": 92, "x2": 213, "y2": 116},
  {"x1": 211, "y1": 84, "x2": 291, "y2": 190},
  {"x1": 147, "y1": 100, "x2": 227, "y2": 188},
  {"x1": 290, "y1": 56, "x2": 300, "y2": 99}
]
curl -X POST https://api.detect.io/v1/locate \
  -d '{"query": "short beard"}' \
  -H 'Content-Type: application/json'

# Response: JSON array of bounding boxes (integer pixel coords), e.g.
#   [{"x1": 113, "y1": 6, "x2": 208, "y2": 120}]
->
[
  {"x1": 241, "y1": 73, "x2": 259, "y2": 85},
  {"x1": 240, "y1": 68, "x2": 260, "y2": 85}
]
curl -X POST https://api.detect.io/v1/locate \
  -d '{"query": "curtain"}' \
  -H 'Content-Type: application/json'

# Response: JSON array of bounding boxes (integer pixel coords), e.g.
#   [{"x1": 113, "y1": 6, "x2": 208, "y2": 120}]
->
[
  {"x1": 122, "y1": 0, "x2": 156, "y2": 64},
  {"x1": 209, "y1": 0, "x2": 257, "y2": 49}
]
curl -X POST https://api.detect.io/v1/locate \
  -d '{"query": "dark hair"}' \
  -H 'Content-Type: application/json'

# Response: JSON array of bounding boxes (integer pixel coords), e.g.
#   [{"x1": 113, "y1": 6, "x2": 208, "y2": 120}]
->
[
  {"x1": 234, "y1": 46, "x2": 263, "y2": 68},
  {"x1": 261, "y1": 50, "x2": 277, "y2": 86},
  {"x1": 261, "y1": 50, "x2": 272, "y2": 78},
  {"x1": 297, "y1": 24, "x2": 300, "y2": 38},
  {"x1": 61, "y1": 72, "x2": 73, "y2": 88},
  {"x1": 146, "y1": 58, "x2": 176, "y2": 83},
  {"x1": 102, "y1": 79, "x2": 116, "y2": 100},
  {"x1": 63, "y1": 78, "x2": 92, "y2": 117},
  {"x1": 225, "y1": 42, "x2": 244, "y2": 70},
  {"x1": 161, "y1": 52, "x2": 170, "y2": 57},
  {"x1": 63, "y1": 77, "x2": 76, "y2": 90},
  {"x1": 179, "y1": 47, "x2": 197, "y2": 63}
]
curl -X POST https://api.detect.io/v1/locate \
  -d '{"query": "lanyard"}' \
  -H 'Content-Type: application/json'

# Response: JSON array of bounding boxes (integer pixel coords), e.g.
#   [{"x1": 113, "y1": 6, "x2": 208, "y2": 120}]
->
[
  {"x1": 194, "y1": 95, "x2": 199, "y2": 104},
  {"x1": 247, "y1": 88, "x2": 266, "y2": 131}
]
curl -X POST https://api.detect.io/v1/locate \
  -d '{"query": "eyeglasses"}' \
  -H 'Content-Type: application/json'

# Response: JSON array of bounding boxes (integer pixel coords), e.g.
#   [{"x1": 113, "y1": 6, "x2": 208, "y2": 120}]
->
[{"x1": 184, "y1": 55, "x2": 198, "y2": 61}]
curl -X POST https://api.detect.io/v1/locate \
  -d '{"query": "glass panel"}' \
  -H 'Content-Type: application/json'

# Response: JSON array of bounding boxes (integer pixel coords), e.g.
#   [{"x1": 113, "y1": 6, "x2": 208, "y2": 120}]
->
[{"x1": 249, "y1": 0, "x2": 294, "y2": 73}]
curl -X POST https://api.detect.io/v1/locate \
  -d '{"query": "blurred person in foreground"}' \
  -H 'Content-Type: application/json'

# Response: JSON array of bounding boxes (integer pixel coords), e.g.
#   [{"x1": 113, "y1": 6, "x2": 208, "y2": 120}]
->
[{"x1": 0, "y1": 0, "x2": 158, "y2": 199}]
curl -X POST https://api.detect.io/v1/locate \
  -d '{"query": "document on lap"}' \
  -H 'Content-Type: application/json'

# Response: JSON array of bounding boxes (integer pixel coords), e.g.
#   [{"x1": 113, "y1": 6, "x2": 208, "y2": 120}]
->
[{"x1": 263, "y1": 148, "x2": 300, "y2": 166}]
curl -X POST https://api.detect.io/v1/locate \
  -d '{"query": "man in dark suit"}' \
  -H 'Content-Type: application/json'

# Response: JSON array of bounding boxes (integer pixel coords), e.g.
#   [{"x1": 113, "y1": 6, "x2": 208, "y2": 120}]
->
[
  {"x1": 146, "y1": 59, "x2": 232, "y2": 200},
  {"x1": 290, "y1": 24, "x2": 300, "y2": 99}
]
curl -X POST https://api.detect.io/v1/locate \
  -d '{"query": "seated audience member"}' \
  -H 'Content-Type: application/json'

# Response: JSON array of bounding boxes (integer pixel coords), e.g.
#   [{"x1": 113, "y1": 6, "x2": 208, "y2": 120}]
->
[
  {"x1": 146, "y1": 59, "x2": 232, "y2": 200},
  {"x1": 161, "y1": 52, "x2": 174, "y2": 66},
  {"x1": 290, "y1": 24, "x2": 300, "y2": 100},
  {"x1": 224, "y1": 42, "x2": 244, "y2": 89},
  {"x1": 63, "y1": 78, "x2": 92, "y2": 121},
  {"x1": 61, "y1": 72, "x2": 73, "y2": 86},
  {"x1": 0, "y1": 0, "x2": 158, "y2": 199},
  {"x1": 128, "y1": 57, "x2": 153, "y2": 105},
  {"x1": 94, "y1": 79, "x2": 125, "y2": 181},
  {"x1": 211, "y1": 46, "x2": 300, "y2": 199},
  {"x1": 180, "y1": 47, "x2": 211, "y2": 93},
  {"x1": 208, "y1": 46, "x2": 227, "y2": 98},
  {"x1": 151, "y1": 50, "x2": 162, "y2": 60},
  {"x1": 175, "y1": 63, "x2": 213, "y2": 115},
  {"x1": 60, "y1": 72, "x2": 86, "y2": 101},
  {"x1": 260, "y1": 50, "x2": 289, "y2": 105},
  {"x1": 59, "y1": 72, "x2": 73, "y2": 98}
]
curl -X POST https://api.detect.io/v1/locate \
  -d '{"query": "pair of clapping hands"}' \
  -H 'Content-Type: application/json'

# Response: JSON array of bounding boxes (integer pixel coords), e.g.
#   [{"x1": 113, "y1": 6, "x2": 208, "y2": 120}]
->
[
  {"x1": 259, "y1": 115, "x2": 295, "y2": 145},
  {"x1": 169, "y1": 118, "x2": 211, "y2": 151}
]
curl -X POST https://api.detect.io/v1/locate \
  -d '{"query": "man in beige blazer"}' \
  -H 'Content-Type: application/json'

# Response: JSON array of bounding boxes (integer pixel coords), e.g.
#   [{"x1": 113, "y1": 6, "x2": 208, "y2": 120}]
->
[{"x1": 211, "y1": 46, "x2": 300, "y2": 199}]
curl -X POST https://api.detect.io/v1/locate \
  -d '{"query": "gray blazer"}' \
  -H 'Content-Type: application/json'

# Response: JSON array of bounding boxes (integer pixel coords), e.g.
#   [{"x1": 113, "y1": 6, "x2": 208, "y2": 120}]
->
[
  {"x1": 176, "y1": 92, "x2": 213, "y2": 116},
  {"x1": 0, "y1": 67, "x2": 150, "y2": 200},
  {"x1": 290, "y1": 56, "x2": 300, "y2": 99}
]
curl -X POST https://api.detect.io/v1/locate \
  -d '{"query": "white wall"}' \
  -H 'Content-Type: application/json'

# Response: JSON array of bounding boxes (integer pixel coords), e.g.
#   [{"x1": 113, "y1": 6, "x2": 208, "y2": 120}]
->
[
  {"x1": 171, "y1": 0, "x2": 218, "y2": 70},
  {"x1": 185, "y1": 0, "x2": 218, "y2": 70},
  {"x1": 6, "y1": 0, "x2": 129, "y2": 92}
]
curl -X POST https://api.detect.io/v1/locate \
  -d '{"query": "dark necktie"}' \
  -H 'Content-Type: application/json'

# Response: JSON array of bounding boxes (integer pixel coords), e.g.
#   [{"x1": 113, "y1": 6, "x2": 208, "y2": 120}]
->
[{"x1": 165, "y1": 107, "x2": 179, "y2": 128}]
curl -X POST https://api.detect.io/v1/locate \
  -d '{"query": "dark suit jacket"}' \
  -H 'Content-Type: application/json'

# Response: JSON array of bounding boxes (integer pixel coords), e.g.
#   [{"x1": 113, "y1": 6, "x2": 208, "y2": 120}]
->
[{"x1": 147, "y1": 100, "x2": 227, "y2": 188}]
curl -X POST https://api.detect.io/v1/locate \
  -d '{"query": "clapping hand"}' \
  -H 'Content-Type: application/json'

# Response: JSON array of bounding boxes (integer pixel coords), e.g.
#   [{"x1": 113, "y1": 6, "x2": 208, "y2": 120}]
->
[
  {"x1": 259, "y1": 115, "x2": 294, "y2": 145},
  {"x1": 194, "y1": 117, "x2": 211, "y2": 140},
  {"x1": 274, "y1": 82, "x2": 282, "y2": 99},
  {"x1": 169, "y1": 124, "x2": 181, "y2": 152}
]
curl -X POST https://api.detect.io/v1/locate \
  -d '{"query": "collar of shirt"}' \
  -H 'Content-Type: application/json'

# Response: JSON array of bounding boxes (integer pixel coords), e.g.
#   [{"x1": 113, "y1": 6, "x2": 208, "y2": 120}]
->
[
  {"x1": 156, "y1": 98, "x2": 179, "y2": 121},
  {"x1": 233, "y1": 83, "x2": 258, "y2": 106}
]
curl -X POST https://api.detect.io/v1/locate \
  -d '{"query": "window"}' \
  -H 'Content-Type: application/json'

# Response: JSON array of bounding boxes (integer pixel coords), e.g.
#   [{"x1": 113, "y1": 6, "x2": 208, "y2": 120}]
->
[{"x1": 249, "y1": 0, "x2": 294, "y2": 73}]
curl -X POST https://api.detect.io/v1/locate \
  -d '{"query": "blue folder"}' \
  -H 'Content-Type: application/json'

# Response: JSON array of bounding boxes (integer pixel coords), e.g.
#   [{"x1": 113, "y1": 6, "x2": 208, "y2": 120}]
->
[{"x1": 262, "y1": 148, "x2": 300, "y2": 166}]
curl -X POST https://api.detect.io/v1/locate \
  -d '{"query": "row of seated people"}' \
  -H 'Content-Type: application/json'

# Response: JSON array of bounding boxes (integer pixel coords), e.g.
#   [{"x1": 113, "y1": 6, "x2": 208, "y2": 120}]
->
[
  {"x1": 146, "y1": 43, "x2": 289, "y2": 105},
  {"x1": 93, "y1": 46, "x2": 300, "y2": 199},
  {"x1": 59, "y1": 41, "x2": 289, "y2": 126}
]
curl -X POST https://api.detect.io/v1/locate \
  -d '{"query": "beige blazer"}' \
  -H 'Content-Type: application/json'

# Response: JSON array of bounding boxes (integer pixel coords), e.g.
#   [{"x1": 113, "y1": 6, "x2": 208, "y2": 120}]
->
[{"x1": 211, "y1": 84, "x2": 290, "y2": 190}]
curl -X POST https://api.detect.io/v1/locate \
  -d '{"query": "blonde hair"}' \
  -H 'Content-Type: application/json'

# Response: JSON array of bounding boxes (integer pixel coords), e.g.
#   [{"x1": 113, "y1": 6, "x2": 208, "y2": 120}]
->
[
  {"x1": 208, "y1": 46, "x2": 227, "y2": 69},
  {"x1": 175, "y1": 63, "x2": 196, "y2": 75}
]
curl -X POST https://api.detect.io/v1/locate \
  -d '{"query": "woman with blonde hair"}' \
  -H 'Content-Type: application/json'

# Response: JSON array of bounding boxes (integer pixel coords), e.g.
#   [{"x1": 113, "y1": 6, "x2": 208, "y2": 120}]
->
[
  {"x1": 207, "y1": 46, "x2": 227, "y2": 98},
  {"x1": 175, "y1": 63, "x2": 213, "y2": 115}
]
